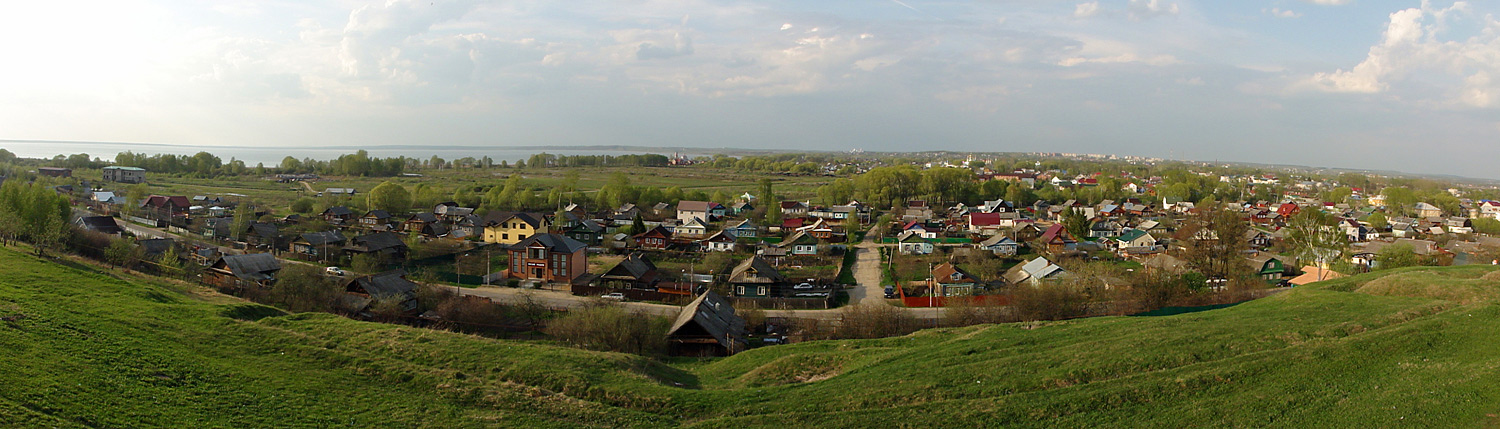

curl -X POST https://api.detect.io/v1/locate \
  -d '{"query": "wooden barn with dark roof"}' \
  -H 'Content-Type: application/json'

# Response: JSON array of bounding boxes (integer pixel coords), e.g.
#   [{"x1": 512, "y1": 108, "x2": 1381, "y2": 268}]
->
[{"x1": 666, "y1": 291, "x2": 747, "y2": 357}]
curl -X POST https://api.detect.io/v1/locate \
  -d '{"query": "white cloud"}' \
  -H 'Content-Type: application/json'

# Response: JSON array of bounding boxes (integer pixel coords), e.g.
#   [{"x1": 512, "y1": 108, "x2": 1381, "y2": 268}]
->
[
  {"x1": 1058, "y1": 53, "x2": 1180, "y2": 67},
  {"x1": 1074, "y1": 2, "x2": 1101, "y2": 18},
  {"x1": 1127, "y1": 0, "x2": 1179, "y2": 20},
  {"x1": 1301, "y1": 2, "x2": 1500, "y2": 107},
  {"x1": 1265, "y1": 8, "x2": 1302, "y2": 18},
  {"x1": 780, "y1": 23, "x2": 792, "y2": 30}
]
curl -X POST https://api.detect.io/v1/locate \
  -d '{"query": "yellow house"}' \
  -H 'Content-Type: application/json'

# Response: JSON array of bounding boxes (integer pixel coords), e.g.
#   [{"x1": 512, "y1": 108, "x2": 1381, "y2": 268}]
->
[{"x1": 483, "y1": 212, "x2": 548, "y2": 244}]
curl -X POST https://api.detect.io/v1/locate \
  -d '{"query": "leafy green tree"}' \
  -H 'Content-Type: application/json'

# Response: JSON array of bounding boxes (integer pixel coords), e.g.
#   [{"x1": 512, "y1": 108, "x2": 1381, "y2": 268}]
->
[
  {"x1": 1063, "y1": 208, "x2": 1090, "y2": 241},
  {"x1": 290, "y1": 197, "x2": 316, "y2": 214},
  {"x1": 232, "y1": 201, "x2": 255, "y2": 241},
  {"x1": 1283, "y1": 210, "x2": 1346, "y2": 269},
  {"x1": 1367, "y1": 212, "x2": 1388, "y2": 230},
  {"x1": 157, "y1": 245, "x2": 185, "y2": 278},
  {"x1": 1376, "y1": 243, "x2": 1421, "y2": 270},
  {"x1": 105, "y1": 237, "x2": 140, "y2": 268},
  {"x1": 367, "y1": 181, "x2": 412, "y2": 213}
]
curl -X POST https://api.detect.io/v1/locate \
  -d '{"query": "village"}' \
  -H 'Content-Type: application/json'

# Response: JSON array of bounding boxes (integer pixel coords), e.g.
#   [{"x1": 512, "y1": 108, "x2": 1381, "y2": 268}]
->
[{"x1": 15, "y1": 150, "x2": 1500, "y2": 357}]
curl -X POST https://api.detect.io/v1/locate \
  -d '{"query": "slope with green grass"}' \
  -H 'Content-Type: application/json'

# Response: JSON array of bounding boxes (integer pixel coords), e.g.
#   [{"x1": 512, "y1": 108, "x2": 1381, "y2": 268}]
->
[{"x1": 5, "y1": 244, "x2": 1500, "y2": 427}]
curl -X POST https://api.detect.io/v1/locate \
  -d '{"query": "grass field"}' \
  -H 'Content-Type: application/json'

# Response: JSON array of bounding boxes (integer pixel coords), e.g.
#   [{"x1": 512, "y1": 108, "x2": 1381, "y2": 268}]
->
[{"x1": 6, "y1": 244, "x2": 1500, "y2": 427}]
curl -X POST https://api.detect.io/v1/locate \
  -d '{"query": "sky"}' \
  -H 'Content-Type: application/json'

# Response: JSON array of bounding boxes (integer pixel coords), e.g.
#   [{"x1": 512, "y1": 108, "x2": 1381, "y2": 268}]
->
[{"x1": 1, "y1": 0, "x2": 1499, "y2": 178}]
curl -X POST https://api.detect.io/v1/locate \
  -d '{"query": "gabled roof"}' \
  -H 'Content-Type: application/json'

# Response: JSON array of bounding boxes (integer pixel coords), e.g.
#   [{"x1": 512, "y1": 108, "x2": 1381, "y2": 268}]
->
[
  {"x1": 299, "y1": 230, "x2": 346, "y2": 246},
  {"x1": 932, "y1": 263, "x2": 979, "y2": 284},
  {"x1": 509, "y1": 233, "x2": 587, "y2": 253},
  {"x1": 322, "y1": 206, "x2": 354, "y2": 217},
  {"x1": 248, "y1": 222, "x2": 279, "y2": 240},
  {"x1": 779, "y1": 230, "x2": 818, "y2": 246},
  {"x1": 1117, "y1": 229, "x2": 1151, "y2": 243},
  {"x1": 667, "y1": 291, "x2": 746, "y2": 352},
  {"x1": 484, "y1": 211, "x2": 546, "y2": 228},
  {"x1": 702, "y1": 230, "x2": 736, "y2": 243},
  {"x1": 141, "y1": 195, "x2": 190, "y2": 208},
  {"x1": 779, "y1": 201, "x2": 807, "y2": 210},
  {"x1": 76, "y1": 216, "x2": 123, "y2": 235},
  {"x1": 363, "y1": 210, "x2": 391, "y2": 219},
  {"x1": 978, "y1": 234, "x2": 1017, "y2": 247},
  {"x1": 970, "y1": 212, "x2": 1003, "y2": 226},
  {"x1": 1040, "y1": 223, "x2": 1072, "y2": 243},
  {"x1": 731, "y1": 256, "x2": 785, "y2": 283},
  {"x1": 349, "y1": 232, "x2": 406, "y2": 253},
  {"x1": 678, "y1": 200, "x2": 723, "y2": 212},
  {"x1": 635, "y1": 226, "x2": 673, "y2": 240},
  {"x1": 408, "y1": 212, "x2": 439, "y2": 223},
  {"x1": 729, "y1": 219, "x2": 757, "y2": 230},
  {"x1": 217, "y1": 253, "x2": 282, "y2": 281},
  {"x1": 346, "y1": 269, "x2": 420, "y2": 300},
  {"x1": 138, "y1": 238, "x2": 175, "y2": 255},
  {"x1": 604, "y1": 253, "x2": 657, "y2": 280}
]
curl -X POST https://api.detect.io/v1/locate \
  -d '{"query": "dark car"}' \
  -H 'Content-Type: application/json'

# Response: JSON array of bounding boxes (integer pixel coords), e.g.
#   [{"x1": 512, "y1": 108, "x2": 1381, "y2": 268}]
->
[{"x1": 883, "y1": 286, "x2": 897, "y2": 299}]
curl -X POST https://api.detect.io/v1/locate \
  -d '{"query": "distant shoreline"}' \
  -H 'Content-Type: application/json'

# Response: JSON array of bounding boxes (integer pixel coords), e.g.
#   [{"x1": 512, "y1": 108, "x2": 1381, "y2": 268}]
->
[{"x1": 2, "y1": 138, "x2": 1495, "y2": 185}]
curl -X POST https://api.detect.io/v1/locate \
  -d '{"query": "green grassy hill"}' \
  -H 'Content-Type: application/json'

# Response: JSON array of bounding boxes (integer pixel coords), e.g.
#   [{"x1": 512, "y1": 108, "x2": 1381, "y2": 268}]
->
[{"x1": 5, "y1": 245, "x2": 1500, "y2": 427}]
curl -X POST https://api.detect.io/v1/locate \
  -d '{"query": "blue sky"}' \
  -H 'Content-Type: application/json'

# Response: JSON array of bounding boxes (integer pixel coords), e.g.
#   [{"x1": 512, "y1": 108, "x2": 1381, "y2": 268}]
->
[{"x1": 1, "y1": 0, "x2": 1498, "y2": 178}]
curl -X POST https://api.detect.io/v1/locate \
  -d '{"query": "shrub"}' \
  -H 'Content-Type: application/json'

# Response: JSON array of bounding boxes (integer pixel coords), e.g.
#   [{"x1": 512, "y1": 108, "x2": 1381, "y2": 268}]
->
[{"x1": 543, "y1": 304, "x2": 669, "y2": 355}]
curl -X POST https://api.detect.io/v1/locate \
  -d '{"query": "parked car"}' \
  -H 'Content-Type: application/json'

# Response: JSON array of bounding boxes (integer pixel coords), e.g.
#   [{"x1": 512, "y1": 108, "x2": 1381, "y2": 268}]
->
[
  {"x1": 793, "y1": 282, "x2": 815, "y2": 290},
  {"x1": 883, "y1": 286, "x2": 897, "y2": 299},
  {"x1": 325, "y1": 266, "x2": 345, "y2": 276},
  {"x1": 601, "y1": 293, "x2": 627, "y2": 301}
]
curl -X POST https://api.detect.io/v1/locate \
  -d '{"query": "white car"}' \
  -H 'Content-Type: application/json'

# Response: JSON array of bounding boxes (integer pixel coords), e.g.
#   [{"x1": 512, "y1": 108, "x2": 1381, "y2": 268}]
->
[
  {"x1": 325, "y1": 266, "x2": 345, "y2": 276},
  {"x1": 601, "y1": 293, "x2": 627, "y2": 301}
]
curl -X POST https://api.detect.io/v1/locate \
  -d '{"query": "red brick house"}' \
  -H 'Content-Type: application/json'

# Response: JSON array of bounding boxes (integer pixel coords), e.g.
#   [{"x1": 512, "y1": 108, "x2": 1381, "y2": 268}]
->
[
  {"x1": 140, "y1": 195, "x2": 191, "y2": 221},
  {"x1": 507, "y1": 234, "x2": 588, "y2": 284}
]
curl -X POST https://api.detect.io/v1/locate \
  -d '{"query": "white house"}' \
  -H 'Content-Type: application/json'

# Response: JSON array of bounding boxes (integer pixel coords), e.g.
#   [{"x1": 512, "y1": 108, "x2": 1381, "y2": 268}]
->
[
  {"x1": 700, "y1": 230, "x2": 736, "y2": 252},
  {"x1": 898, "y1": 230, "x2": 934, "y2": 255}
]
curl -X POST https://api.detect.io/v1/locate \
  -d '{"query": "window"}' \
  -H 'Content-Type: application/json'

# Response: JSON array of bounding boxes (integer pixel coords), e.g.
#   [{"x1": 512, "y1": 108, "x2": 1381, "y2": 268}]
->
[
  {"x1": 502, "y1": 233, "x2": 509, "y2": 240},
  {"x1": 518, "y1": 234, "x2": 527, "y2": 241},
  {"x1": 757, "y1": 286, "x2": 767, "y2": 296},
  {"x1": 529, "y1": 248, "x2": 546, "y2": 260},
  {"x1": 736, "y1": 286, "x2": 744, "y2": 295}
]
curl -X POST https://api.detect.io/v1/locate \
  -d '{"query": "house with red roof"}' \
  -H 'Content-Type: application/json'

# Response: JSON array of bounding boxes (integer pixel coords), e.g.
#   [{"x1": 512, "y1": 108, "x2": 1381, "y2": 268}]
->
[{"x1": 1039, "y1": 223, "x2": 1076, "y2": 254}]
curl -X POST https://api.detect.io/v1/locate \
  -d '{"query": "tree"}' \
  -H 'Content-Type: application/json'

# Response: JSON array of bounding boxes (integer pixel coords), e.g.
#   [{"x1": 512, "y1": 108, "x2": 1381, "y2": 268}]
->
[
  {"x1": 1063, "y1": 208, "x2": 1090, "y2": 241},
  {"x1": 1376, "y1": 243, "x2": 1421, "y2": 270},
  {"x1": 158, "y1": 245, "x2": 185, "y2": 278},
  {"x1": 290, "y1": 197, "x2": 316, "y2": 214},
  {"x1": 1181, "y1": 205, "x2": 1250, "y2": 281},
  {"x1": 367, "y1": 181, "x2": 412, "y2": 213},
  {"x1": 105, "y1": 237, "x2": 140, "y2": 269},
  {"x1": 631, "y1": 212, "x2": 646, "y2": 235},
  {"x1": 1283, "y1": 210, "x2": 1345, "y2": 273},
  {"x1": 266, "y1": 264, "x2": 344, "y2": 313},
  {"x1": 1368, "y1": 212, "x2": 1389, "y2": 230},
  {"x1": 232, "y1": 200, "x2": 255, "y2": 242}
]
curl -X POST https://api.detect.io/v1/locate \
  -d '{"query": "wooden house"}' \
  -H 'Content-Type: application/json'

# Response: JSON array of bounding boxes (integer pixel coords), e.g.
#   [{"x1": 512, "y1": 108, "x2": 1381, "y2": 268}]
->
[
  {"x1": 206, "y1": 253, "x2": 281, "y2": 289},
  {"x1": 666, "y1": 291, "x2": 747, "y2": 357}
]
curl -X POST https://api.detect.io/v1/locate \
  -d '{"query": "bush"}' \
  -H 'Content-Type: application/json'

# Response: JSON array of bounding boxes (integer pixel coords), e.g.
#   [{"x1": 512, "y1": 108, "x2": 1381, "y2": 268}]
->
[
  {"x1": 543, "y1": 304, "x2": 669, "y2": 355},
  {"x1": 1011, "y1": 283, "x2": 1090, "y2": 322},
  {"x1": 829, "y1": 305, "x2": 921, "y2": 339},
  {"x1": 260, "y1": 264, "x2": 343, "y2": 313}
]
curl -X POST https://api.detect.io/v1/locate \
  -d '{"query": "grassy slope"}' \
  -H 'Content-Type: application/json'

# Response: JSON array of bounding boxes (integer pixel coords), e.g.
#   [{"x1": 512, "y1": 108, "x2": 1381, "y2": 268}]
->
[
  {"x1": 5, "y1": 244, "x2": 1500, "y2": 427},
  {"x1": 0, "y1": 247, "x2": 686, "y2": 427}
]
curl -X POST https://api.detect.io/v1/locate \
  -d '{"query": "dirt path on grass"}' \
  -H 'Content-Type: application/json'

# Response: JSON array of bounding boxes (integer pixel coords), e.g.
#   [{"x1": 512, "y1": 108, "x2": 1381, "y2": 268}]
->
[{"x1": 849, "y1": 225, "x2": 891, "y2": 307}]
